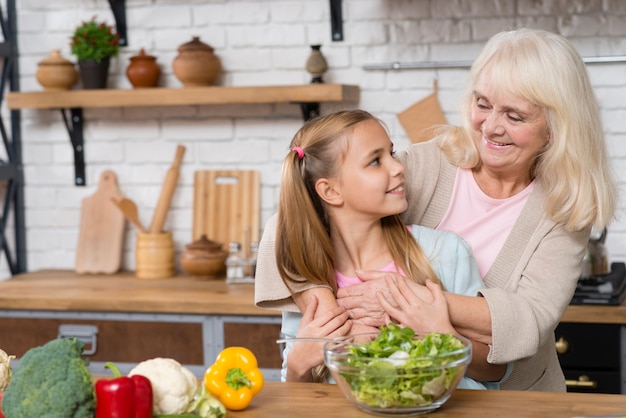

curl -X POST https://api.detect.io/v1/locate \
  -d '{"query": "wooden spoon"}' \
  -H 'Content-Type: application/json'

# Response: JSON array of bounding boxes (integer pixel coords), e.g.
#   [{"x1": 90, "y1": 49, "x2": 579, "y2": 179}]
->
[{"x1": 111, "y1": 197, "x2": 148, "y2": 233}]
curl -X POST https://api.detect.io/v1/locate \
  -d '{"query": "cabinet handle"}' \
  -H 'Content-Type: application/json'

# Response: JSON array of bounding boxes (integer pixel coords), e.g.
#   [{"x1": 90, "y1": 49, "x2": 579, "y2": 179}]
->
[
  {"x1": 555, "y1": 336, "x2": 569, "y2": 354},
  {"x1": 565, "y1": 375, "x2": 597, "y2": 389},
  {"x1": 57, "y1": 324, "x2": 98, "y2": 356}
]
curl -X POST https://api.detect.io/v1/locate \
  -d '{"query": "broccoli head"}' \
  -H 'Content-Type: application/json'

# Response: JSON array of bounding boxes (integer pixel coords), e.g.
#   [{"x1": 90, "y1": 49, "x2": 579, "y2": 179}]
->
[{"x1": 1, "y1": 337, "x2": 95, "y2": 418}]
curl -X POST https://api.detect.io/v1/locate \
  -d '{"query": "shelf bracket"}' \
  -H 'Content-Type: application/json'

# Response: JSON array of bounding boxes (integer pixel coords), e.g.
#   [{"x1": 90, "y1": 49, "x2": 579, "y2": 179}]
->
[
  {"x1": 330, "y1": 0, "x2": 343, "y2": 41},
  {"x1": 299, "y1": 103, "x2": 321, "y2": 121},
  {"x1": 61, "y1": 108, "x2": 86, "y2": 186},
  {"x1": 108, "y1": 0, "x2": 128, "y2": 47}
]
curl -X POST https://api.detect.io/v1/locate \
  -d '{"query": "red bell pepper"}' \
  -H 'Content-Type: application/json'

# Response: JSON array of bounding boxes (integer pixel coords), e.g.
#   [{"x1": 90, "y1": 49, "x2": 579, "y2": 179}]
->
[
  {"x1": 0, "y1": 391, "x2": 5, "y2": 418},
  {"x1": 96, "y1": 362, "x2": 153, "y2": 418}
]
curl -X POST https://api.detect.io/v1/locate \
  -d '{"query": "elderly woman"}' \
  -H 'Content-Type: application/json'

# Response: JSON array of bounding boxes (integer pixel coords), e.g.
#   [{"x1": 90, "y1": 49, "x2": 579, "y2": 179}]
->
[{"x1": 255, "y1": 28, "x2": 617, "y2": 391}]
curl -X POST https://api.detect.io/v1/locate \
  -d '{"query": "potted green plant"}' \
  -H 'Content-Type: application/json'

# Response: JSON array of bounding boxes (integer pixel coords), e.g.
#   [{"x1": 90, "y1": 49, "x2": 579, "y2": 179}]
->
[{"x1": 70, "y1": 17, "x2": 120, "y2": 89}]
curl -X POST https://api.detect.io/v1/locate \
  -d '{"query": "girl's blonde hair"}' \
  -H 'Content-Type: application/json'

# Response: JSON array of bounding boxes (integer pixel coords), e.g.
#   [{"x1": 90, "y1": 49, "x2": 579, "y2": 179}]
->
[
  {"x1": 276, "y1": 110, "x2": 439, "y2": 296},
  {"x1": 439, "y1": 28, "x2": 617, "y2": 231}
]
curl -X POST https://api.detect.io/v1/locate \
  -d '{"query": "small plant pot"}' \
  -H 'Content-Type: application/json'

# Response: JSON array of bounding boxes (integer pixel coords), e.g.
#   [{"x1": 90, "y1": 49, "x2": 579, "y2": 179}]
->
[{"x1": 78, "y1": 58, "x2": 111, "y2": 89}]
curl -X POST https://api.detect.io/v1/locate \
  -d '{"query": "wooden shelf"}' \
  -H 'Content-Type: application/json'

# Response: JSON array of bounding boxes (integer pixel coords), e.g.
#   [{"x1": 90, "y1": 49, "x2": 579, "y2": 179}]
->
[
  {"x1": 7, "y1": 83, "x2": 359, "y2": 186},
  {"x1": 6, "y1": 84, "x2": 360, "y2": 110}
]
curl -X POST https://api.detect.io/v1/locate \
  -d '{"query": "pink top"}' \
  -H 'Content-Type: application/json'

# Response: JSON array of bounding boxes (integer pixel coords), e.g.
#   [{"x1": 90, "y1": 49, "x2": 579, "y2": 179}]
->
[
  {"x1": 437, "y1": 168, "x2": 535, "y2": 278},
  {"x1": 336, "y1": 261, "x2": 398, "y2": 288}
]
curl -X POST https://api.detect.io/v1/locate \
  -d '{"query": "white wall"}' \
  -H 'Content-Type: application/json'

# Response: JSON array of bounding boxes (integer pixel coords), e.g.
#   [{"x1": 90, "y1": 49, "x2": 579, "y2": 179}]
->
[{"x1": 6, "y1": 0, "x2": 626, "y2": 276}]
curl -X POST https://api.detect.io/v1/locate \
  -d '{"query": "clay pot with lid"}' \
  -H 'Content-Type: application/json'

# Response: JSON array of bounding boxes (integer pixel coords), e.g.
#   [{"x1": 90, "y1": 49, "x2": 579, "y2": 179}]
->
[
  {"x1": 36, "y1": 49, "x2": 78, "y2": 91},
  {"x1": 180, "y1": 234, "x2": 228, "y2": 278},
  {"x1": 126, "y1": 48, "x2": 161, "y2": 88},
  {"x1": 172, "y1": 36, "x2": 221, "y2": 87}
]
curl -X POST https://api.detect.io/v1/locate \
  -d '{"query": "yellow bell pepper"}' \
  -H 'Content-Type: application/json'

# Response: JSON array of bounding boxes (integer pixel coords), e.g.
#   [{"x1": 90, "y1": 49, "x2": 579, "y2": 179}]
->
[{"x1": 204, "y1": 346, "x2": 264, "y2": 411}]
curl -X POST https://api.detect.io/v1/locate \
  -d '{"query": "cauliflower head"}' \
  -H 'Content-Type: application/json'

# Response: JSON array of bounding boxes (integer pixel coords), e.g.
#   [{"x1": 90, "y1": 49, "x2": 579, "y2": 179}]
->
[
  {"x1": 0, "y1": 348, "x2": 15, "y2": 391},
  {"x1": 129, "y1": 357, "x2": 197, "y2": 415}
]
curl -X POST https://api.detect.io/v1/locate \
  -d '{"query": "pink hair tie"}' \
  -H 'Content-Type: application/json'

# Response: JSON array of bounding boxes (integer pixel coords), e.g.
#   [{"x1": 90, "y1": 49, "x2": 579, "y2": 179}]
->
[{"x1": 292, "y1": 146, "x2": 305, "y2": 159}]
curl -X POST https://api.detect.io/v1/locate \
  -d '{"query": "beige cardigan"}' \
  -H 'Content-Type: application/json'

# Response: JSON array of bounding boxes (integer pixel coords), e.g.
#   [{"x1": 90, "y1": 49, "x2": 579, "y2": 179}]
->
[{"x1": 255, "y1": 139, "x2": 589, "y2": 391}]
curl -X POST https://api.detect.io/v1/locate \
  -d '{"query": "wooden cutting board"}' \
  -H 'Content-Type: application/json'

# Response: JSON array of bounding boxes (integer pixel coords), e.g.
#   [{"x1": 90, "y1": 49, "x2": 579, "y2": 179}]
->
[
  {"x1": 192, "y1": 170, "x2": 260, "y2": 254},
  {"x1": 75, "y1": 170, "x2": 125, "y2": 274}
]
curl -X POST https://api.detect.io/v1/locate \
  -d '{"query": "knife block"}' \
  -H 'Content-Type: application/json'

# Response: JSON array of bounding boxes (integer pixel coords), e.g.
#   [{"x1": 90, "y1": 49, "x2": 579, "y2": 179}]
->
[{"x1": 135, "y1": 231, "x2": 175, "y2": 279}]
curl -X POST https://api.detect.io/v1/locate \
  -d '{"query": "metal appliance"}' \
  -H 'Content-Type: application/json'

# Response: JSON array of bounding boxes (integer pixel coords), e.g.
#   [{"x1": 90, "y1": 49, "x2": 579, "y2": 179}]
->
[{"x1": 571, "y1": 228, "x2": 626, "y2": 305}]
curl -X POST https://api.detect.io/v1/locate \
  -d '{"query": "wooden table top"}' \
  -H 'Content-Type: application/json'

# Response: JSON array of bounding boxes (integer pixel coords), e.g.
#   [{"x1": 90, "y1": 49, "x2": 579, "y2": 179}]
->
[
  {"x1": 0, "y1": 269, "x2": 624, "y2": 324},
  {"x1": 0, "y1": 269, "x2": 278, "y2": 316},
  {"x1": 228, "y1": 381, "x2": 626, "y2": 418}
]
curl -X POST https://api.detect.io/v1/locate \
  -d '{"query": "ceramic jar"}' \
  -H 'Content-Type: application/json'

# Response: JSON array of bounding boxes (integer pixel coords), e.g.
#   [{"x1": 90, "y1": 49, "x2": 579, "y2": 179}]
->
[
  {"x1": 172, "y1": 36, "x2": 221, "y2": 87},
  {"x1": 126, "y1": 48, "x2": 160, "y2": 88},
  {"x1": 180, "y1": 235, "x2": 227, "y2": 278},
  {"x1": 36, "y1": 50, "x2": 78, "y2": 91}
]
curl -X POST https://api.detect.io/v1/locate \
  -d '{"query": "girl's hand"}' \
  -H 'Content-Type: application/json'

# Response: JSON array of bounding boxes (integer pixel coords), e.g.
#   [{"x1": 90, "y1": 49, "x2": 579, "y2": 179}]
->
[
  {"x1": 286, "y1": 295, "x2": 351, "y2": 381},
  {"x1": 377, "y1": 277, "x2": 455, "y2": 334}
]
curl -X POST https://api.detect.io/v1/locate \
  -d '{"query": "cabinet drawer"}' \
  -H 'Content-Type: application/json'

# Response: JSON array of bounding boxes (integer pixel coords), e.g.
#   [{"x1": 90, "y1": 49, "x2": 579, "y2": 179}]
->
[
  {"x1": 555, "y1": 323, "x2": 620, "y2": 370},
  {"x1": 0, "y1": 317, "x2": 204, "y2": 365},
  {"x1": 563, "y1": 369, "x2": 622, "y2": 394},
  {"x1": 224, "y1": 322, "x2": 282, "y2": 369}
]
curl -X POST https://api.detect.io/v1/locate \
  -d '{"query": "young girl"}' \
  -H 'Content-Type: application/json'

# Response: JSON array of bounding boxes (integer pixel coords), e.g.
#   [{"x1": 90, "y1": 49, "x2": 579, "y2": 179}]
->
[{"x1": 275, "y1": 110, "x2": 507, "y2": 388}]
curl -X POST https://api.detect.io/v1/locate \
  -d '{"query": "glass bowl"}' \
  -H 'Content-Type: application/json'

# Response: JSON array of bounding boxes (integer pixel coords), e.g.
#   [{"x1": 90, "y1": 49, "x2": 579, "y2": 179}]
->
[{"x1": 323, "y1": 331, "x2": 471, "y2": 416}]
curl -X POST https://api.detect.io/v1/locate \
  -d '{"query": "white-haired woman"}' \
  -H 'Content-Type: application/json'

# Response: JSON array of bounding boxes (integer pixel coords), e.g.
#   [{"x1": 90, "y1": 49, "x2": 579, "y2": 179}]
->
[{"x1": 255, "y1": 28, "x2": 618, "y2": 391}]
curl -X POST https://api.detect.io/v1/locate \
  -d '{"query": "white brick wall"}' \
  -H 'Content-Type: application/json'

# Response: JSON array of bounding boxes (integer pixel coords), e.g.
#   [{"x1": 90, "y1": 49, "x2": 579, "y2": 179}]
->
[{"x1": 3, "y1": 0, "x2": 626, "y2": 276}]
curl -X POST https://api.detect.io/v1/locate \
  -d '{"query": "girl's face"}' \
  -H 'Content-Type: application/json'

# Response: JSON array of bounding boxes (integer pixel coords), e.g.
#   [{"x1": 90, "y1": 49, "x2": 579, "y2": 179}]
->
[
  {"x1": 332, "y1": 119, "x2": 406, "y2": 220},
  {"x1": 469, "y1": 69, "x2": 549, "y2": 182}
]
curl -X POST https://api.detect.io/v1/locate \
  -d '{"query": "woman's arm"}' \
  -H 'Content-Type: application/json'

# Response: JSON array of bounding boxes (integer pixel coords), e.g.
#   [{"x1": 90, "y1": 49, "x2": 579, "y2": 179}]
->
[
  {"x1": 377, "y1": 277, "x2": 505, "y2": 382},
  {"x1": 300, "y1": 278, "x2": 504, "y2": 381},
  {"x1": 337, "y1": 270, "x2": 494, "y2": 345}
]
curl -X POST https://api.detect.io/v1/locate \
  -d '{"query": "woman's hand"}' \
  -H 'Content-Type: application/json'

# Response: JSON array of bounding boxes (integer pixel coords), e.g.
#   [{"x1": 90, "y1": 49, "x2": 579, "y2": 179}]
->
[
  {"x1": 337, "y1": 270, "x2": 433, "y2": 326},
  {"x1": 378, "y1": 277, "x2": 455, "y2": 334},
  {"x1": 286, "y1": 295, "x2": 351, "y2": 382}
]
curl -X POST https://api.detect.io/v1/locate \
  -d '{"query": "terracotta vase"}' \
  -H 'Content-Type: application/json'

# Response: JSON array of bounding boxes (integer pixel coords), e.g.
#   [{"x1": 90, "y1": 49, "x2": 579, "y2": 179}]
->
[
  {"x1": 172, "y1": 36, "x2": 221, "y2": 87},
  {"x1": 180, "y1": 235, "x2": 227, "y2": 278},
  {"x1": 78, "y1": 58, "x2": 111, "y2": 89},
  {"x1": 126, "y1": 48, "x2": 160, "y2": 88},
  {"x1": 305, "y1": 44, "x2": 328, "y2": 83},
  {"x1": 36, "y1": 50, "x2": 78, "y2": 91}
]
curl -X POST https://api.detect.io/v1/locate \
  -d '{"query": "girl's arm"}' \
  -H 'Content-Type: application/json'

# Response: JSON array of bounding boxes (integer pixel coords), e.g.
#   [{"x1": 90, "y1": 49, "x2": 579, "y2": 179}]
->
[{"x1": 286, "y1": 295, "x2": 352, "y2": 382}]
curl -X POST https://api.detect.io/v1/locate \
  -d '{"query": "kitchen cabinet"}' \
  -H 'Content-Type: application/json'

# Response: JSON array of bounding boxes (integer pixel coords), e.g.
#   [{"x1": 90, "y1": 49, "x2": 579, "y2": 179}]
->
[
  {"x1": 559, "y1": 292, "x2": 626, "y2": 394},
  {"x1": 2, "y1": 270, "x2": 625, "y2": 390},
  {"x1": 559, "y1": 303, "x2": 626, "y2": 394},
  {"x1": 555, "y1": 322, "x2": 624, "y2": 394},
  {"x1": 0, "y1": 270, "x2": 283, "y2": 380}
]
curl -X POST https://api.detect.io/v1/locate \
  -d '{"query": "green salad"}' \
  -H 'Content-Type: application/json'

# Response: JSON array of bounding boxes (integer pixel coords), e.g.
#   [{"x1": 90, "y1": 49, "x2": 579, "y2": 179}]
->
[{"x1": 338, "y1": 324, "x2": 469, "y2": 408}]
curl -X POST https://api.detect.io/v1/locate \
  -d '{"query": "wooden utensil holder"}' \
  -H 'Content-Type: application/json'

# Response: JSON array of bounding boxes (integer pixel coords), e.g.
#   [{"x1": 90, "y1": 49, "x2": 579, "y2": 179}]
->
[{"x1": 135, "y1": 231, "x2": 175, "y2": 279}]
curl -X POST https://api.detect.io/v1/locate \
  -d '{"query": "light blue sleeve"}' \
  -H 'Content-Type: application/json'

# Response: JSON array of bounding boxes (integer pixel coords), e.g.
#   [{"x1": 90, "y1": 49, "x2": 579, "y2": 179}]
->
[
  {"x1": 409, "y1": 225, "x2": 483, "y2": 296},
  {"x1": 280, "y1": 311, "x2": 302, "y2": 382},
  {"x1": 410, "y1": 225, "x2": 512, "y2": 390}
]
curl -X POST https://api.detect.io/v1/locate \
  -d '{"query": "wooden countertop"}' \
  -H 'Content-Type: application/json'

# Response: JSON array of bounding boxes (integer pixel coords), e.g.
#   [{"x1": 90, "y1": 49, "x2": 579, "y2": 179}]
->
[
  {"x1": 0, "y1": 270, "x2": 278, "y2": 316},
  {"x1": 561, "y1": 301, "x2": 626, "y2": 325},
  {"x1": 0, "y1": 270, "x2": 624, "y2": 324},
  {"x1": 228, "y1": 381, "x2": 625, "y2": 418}
]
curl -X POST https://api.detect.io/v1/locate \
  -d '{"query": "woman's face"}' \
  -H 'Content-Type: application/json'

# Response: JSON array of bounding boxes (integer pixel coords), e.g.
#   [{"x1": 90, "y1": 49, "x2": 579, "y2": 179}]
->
[
  {"x1": 332, "y1": 119, "x2": 407, "y2": 220},
  {"x1": 469, "y1": 69, "x2": 549, "y2": 182}
]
